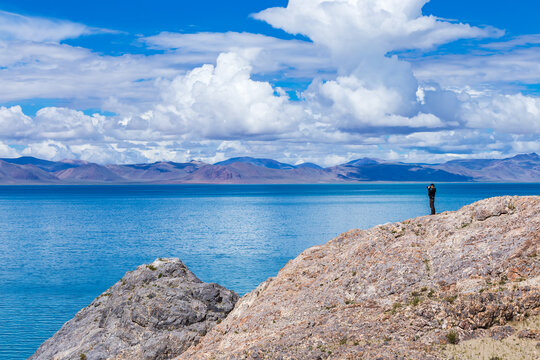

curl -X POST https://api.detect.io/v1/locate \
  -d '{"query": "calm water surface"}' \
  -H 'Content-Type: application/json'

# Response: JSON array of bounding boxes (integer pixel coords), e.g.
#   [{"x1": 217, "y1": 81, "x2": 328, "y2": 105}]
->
[{"x1": 1, "y1": 183, "x2": 539, "y2": 359}]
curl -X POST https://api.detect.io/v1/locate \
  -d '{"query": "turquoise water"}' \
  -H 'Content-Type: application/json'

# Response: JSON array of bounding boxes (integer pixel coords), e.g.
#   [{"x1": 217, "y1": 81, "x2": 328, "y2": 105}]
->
[{"x1": 1, "y1": 183, "x2": 539, "y2": 359}]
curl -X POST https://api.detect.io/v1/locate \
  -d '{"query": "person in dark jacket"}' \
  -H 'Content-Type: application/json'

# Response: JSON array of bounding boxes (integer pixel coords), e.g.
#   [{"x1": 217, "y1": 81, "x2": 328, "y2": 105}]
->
[{"x1": 427, "y1": 184, "x2": 436, "y2": 215}]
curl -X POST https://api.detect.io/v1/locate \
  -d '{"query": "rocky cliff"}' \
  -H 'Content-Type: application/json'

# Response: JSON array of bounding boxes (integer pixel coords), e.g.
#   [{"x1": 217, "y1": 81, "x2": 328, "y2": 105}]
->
[
  {"x1": 181, "y1": 196, "x2": 539, "y2": 359},
  {"x1": 30, "y1": 258, "x2": 238, "y2": 360},
  {"x1": 31, "y1": 196, "x2": 540, "y2": 359}
]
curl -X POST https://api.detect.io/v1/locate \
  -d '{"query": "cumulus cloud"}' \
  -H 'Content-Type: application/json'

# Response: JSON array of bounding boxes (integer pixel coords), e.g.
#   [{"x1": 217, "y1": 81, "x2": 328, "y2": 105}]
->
[
  {"x1": 140, "y1": 51, "x2": 305, "y2": 139},
  {"x1": 252, "y1": 0, "x2": 500, "y2": 132},
  {"x1": 21, "y1": 140, "x2": 75, "y2": 160},
  {"x1": 255, "y1": 0, "x2": 500, "y2": 71},
  {"x1": 0, "y1": 106, "x2": 32, "y2": 138},
  {"x1": 0, "y1": 141, "x2": 20, "y2": 158},
  {"x1": 462, "y1": 93, "x2": 540, "y2": 134}
]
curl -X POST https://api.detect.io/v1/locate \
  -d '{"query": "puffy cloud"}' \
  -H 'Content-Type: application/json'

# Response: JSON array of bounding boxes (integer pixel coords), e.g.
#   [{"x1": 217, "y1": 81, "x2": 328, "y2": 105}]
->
[
  {"x1": 0, "y1": 141, "x2": 20, "y2": 158},
  {"x1": 22, "y1": 140, "x2": 75, "y2": 161},
  {"x1": 462, "y1": 93, "x2": 540, "y2": 134},
  {"x1": 253, "y1": 0, "x2": 499, "y2": 131},
  {"x1": 255, "y1": 0, "x2": 500, "y2": 71},
  {"x1": 143, "y1": 52, "x2": 305, "y2": 139},
  {"x1": 32, "y1": 107, "x2": 106, "y2": 141},
  {"x1": 0, "y1": 106, "x2": 32, "y2": 137}
]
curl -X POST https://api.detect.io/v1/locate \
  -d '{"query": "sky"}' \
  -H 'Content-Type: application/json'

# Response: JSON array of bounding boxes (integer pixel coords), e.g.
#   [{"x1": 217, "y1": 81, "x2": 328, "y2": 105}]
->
[{"x1": 0, "y1": 0, "x2": 539, "y2": 166}]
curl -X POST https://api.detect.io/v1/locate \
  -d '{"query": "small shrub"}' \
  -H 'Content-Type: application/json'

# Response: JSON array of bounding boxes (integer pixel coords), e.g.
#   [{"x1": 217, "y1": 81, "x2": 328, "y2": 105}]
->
[
  {"x1": 80, "y1": 354, "x2": 87, "y2": 360},
  {"x1": 146, "y1": 264, "x2": 157, "y2": 271},
  {"x1": 352, "y1": 271, "x2": 357, "y2": 276},
  {"x1": 421, "y1": 287, "x2": 428, "y2": 292},
  {"x1": 339, "y1": 337, "x2": 347, "y2": 345},
  {"x1": 445, "y1": 295, "x2": 457, "y2": 304},
  {"x1": 446, "y1": 331, "x2": 459, "y2": 345},
  {"x1": 411, "y1": 291, "x2": 420, "y2": 297},
  {"x1": 410, "y1": 296, "x2": 421, "y2": 306},
  {"x1": 489, "y1": 356, "x2": 503, "y2": 360},
  {"x1": 158, "y1": 273, "x2": 163, "y2": 279},
  {"x1": 427, "y1": 289, "x2": 435, "y2": 298},
  {"x1": 423, "y1": 259, "x2": 430, "y2": 272},
  {"x1": 391, "y1": 302, "x2": 402, "y2": 314}
]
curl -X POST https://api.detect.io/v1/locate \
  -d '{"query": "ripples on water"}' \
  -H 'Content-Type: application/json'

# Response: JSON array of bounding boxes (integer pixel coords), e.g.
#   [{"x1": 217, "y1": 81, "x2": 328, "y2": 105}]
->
[{"x1": 1, "y1": 183, "x2": 539, "y2": 359}]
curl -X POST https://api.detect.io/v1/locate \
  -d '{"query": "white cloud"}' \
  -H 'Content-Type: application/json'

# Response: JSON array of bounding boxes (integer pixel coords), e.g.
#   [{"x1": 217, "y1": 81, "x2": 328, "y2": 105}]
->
[
  {"x1": 32, "y1": 107, "x2": 106, "y2": 140},
  {"x1": 255, "y1": 0, "x2": 500, "y2": 71},
  {"x1": 22, "y1": 140, "x2": 74, "y2": 161},
  {"x1": 0, "y1": 10, "x2": 106, "y2": 42},
  {"x1": 253, "y1": 0, "x2": 498, "y2": 131},
  {"x1": 0, "y1": 106, "x2": 32, "y2": 137},
  {"x1": 142, "y1": 31, "x2": 332, "y2": 80},
  {"x1": 481, "y1": 34, "x2": 540, "y2": 50},
  {"x1": 412, "y1": 46, "x2": 540, "y2": 90},
  {"x1": 0, "y1": 141, "x2": 20, "y2": 158},
  {"x1": 462, "y1": 93, "x2": 540, "y2": 134},
  {"x1": 142, "y1": 51, "x2": 305, "y2": 139}
]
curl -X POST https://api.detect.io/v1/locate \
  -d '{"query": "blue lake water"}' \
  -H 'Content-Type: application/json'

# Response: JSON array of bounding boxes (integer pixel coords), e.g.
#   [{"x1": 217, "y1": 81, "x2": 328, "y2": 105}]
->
[{"x1": 1, "y1": 183, "x2": 540, "y2": 359}]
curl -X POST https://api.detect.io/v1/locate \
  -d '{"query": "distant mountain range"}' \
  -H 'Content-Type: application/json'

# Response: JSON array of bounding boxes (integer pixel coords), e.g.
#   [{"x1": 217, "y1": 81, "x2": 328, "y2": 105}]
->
[{"x1": 0, "y1": 153, "x2": 539, "y2": 184}]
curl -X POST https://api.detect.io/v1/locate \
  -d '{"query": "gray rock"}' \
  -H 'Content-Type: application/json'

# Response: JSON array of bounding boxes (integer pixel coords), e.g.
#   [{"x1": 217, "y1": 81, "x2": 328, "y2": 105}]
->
[{"x1": 30, "y1": 258, "x2": 238, "y2": 360}]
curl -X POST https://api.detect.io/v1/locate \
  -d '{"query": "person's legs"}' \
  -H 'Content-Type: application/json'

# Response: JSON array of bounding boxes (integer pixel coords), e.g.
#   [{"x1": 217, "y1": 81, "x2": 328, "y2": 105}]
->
[{"x1": 430, "y1": 198, "x2": 436, "y2": 215}]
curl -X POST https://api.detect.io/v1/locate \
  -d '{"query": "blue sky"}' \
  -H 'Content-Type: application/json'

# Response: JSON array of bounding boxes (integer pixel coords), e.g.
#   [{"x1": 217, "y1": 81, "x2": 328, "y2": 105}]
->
[{"x1": 0, "y1": 0, "x2": 539, "y2": 165}]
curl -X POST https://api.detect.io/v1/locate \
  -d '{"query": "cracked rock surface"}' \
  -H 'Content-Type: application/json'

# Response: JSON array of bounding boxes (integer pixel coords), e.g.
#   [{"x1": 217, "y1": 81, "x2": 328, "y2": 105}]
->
[
  {"x1": 179, "y1": 196, "x2": 540, "y2": 359},
  {"x1": 30, "y1": 258, "x2": 238, "y2": 360}
]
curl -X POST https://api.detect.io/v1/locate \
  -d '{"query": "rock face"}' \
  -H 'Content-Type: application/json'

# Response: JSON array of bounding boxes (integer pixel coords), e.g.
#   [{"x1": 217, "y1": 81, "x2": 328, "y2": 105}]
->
[
  {"x1": 30, "y1": 258, "x2": 238, "y2": 360},
  {"x1": 180, "y1": 196, "x2": 540, "y2": 359}
]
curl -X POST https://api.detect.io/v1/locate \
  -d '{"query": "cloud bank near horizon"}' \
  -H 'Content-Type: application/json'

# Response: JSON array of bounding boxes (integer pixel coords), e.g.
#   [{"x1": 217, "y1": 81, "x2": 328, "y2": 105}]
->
[{"x1": 0, "y1": 0, "x2": 539, "y2": 166}]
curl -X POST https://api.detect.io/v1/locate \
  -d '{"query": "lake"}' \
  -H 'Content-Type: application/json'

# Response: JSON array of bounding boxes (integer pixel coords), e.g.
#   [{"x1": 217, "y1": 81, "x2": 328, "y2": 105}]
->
[{"x1": 1, "y1": 183, "x2": 540, "y2": 359}]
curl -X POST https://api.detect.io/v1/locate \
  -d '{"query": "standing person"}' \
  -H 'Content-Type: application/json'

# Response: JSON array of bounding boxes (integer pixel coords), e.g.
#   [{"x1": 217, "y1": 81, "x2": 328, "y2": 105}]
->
[{"x1": 427, "y1": 184, "x2": 436, "y2": 215}]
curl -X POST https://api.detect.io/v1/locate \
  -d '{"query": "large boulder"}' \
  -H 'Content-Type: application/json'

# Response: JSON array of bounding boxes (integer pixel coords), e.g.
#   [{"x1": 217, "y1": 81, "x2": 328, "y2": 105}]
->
[{"x1": 30, "y1": 258, "x2": 238, "y2": 360}]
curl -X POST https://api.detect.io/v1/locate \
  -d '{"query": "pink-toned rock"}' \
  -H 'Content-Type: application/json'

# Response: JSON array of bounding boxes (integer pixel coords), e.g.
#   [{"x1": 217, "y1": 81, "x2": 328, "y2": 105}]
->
[{"x1": 180, "y1": 196, "x2": 540, "y2": 359}]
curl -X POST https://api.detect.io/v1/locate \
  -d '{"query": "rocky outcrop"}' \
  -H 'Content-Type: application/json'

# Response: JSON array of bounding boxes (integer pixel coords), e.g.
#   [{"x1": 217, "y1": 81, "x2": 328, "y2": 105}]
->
[
  {"x1": 30, "y1": 197, "x2": 539, "y2": 359},
  {"x1": 30, "y1": 258, "x2": 238, "y2": 360},
  {"x1": 180, "y1": 196, "x2": 540, "y2": 359}
]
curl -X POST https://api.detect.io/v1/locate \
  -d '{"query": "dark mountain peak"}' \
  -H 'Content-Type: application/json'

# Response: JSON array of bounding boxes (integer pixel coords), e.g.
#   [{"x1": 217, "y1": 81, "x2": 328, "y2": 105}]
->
[
  {"x1": 296, "y1": 162, "x2": 323, "y2": 170},
  {"x1": 1, "y1": 156, "x2": 80, "y2": 172},
  {"x1": 345, "y1": 158, "x2": 380, "y2": 166},
  {"x1": 510, "y1": 153, "x2": 540, "y2": 161},
  {"x1": 215, "y1": 157, "x2": 296, "y2": 170},
  {"x1": 0, "y1": 156, "x2": 56, "y2": 166}
]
